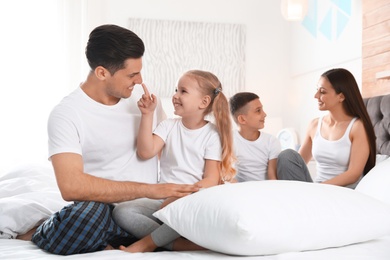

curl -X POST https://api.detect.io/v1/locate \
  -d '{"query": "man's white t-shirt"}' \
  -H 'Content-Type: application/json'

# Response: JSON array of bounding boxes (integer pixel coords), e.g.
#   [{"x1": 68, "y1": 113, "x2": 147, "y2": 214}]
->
[
  {"x1": 233, "y1": 130, "x2": 281, "y2": 182},
  {"x1": 48, "y1": 86, "x2": 165, "y2": 183},
  {"x1": 154, "y1": 118, "x2": 222, "y2": 184}
]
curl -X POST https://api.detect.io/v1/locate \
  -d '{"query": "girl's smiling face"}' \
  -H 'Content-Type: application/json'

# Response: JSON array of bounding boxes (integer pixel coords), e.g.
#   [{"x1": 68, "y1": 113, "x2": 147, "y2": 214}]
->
[{"x1": 172, "y1": 74, "x2": 206, "y2": 118}]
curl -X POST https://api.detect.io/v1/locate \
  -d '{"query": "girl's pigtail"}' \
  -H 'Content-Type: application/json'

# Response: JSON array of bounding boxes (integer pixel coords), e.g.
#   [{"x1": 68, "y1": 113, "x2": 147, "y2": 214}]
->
[{"x1": 213, "y1": 91, "x2": 236, "y2": 182}]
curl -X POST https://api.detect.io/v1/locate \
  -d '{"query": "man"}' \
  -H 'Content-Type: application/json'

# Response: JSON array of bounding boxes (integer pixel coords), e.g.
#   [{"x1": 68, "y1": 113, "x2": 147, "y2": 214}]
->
[{"x1": 28, "y1": 24, "x2": 198, "y2": 255}]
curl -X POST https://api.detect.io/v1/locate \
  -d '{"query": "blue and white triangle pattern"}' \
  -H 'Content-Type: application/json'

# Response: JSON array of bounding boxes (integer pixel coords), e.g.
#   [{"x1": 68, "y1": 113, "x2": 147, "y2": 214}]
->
[{"x1": 301, "y1": 0, "x2": 352, "y2": 40}]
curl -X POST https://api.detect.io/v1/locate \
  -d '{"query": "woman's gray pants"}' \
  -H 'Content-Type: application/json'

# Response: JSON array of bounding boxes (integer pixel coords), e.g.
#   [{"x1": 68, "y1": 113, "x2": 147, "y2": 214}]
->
[{"x1": 277, "y1": 149, "x2": 313, "y2": 182}]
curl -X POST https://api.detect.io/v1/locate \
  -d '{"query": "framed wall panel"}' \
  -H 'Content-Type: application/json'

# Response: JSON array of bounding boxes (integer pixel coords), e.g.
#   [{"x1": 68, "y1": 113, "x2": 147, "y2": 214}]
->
[{"x1": 129, "y1": 18, "x2": 246, "y2": 98}]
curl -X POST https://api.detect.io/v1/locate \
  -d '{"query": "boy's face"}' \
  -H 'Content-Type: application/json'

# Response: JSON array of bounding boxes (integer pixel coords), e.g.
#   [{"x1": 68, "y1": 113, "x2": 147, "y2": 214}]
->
[{"x1": 240, "y1": 99, "x2": 267, "y2": 130}]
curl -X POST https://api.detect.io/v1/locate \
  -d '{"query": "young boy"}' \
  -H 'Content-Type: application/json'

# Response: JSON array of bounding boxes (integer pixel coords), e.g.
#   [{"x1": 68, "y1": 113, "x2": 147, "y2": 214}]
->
[{"x1": 229, "y1": 92, "x2": 281, "y2": 182}]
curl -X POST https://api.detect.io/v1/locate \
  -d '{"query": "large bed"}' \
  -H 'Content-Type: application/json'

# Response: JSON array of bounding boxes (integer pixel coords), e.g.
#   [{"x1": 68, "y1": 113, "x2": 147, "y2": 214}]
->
[{"x1": 1, "y1": 94, "x2": 390, "y2": 259}]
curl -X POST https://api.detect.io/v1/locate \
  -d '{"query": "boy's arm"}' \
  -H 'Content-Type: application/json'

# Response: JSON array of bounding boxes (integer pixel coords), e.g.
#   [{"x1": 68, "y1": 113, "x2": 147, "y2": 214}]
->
[{"x1": 267, "y1": 158, "x2": 278, "y2": 180}]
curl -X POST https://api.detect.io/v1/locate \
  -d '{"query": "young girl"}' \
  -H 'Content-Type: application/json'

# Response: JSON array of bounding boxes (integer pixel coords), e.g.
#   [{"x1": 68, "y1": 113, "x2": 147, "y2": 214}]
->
[
  {"x1": 277, "y1": 68, "x2": 376, "y2": 188},
  {"x1": 113, "y1": 70, "x2": 235, "y2": 252}
]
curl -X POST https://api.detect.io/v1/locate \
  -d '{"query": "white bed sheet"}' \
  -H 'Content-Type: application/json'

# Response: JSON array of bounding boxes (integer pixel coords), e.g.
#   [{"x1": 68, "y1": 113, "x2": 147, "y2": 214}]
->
[{"x1": 1, "y1": 235, "x2": 390, "y2": 260}]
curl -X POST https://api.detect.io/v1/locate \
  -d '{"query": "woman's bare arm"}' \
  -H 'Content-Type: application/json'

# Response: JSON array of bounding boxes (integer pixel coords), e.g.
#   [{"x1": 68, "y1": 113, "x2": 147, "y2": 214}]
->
[{"x1": 299, "y1": 118, "x2": 318, "y2": 163}]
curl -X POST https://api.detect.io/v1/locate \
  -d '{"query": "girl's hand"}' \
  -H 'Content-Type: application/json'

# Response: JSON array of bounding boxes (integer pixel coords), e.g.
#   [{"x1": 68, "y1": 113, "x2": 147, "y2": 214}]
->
[{"x1": 137, "y1": 83, "x2": 157, "y2": 114}]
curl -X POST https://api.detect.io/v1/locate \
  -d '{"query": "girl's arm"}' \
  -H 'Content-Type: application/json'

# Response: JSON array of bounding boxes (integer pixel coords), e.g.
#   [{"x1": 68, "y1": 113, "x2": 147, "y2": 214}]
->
[
  {"x1": 267, "y1": 158, "x2": 277, "y2": 180},
  {"x1": 322, "y1": 120, "x2": 369, "y2": 186},
  {"x1": 195, "y1": 159, "x2": 221, "y2": 188},
  {"x1": 136, "y1": 84, "x2": 165, "y2": 159}
]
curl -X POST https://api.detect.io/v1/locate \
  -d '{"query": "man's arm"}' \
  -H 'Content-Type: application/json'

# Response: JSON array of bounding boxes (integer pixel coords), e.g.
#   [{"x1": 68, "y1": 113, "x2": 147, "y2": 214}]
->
[{"x1": 51, "y1": 153, "x2": 199, "y2": 203}]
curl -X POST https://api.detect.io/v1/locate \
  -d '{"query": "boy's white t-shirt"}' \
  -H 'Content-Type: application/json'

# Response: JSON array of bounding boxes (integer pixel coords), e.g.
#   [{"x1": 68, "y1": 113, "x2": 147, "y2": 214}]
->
[
  {"x1": 233, "y1": 130, "x2": 281, "y2": 182},
  {"x1": 154, "y1": 118, "x2": 222, "y2": 184},
  {"x1": 48, "y1": 86, "x2": 166, "y2": 183}
]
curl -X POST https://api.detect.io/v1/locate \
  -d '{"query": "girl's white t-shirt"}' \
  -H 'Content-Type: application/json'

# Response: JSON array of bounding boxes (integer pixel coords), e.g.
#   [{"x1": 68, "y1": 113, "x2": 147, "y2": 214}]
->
[{"x1": 154, "y1": 118, "x2": 222, "y2": 184}]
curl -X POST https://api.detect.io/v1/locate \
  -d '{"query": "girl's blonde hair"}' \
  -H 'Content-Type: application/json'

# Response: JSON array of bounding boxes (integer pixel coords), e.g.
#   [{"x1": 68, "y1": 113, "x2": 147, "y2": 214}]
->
[{"x1": 184, "y1": 70, "x2": 236, "y2": 182}]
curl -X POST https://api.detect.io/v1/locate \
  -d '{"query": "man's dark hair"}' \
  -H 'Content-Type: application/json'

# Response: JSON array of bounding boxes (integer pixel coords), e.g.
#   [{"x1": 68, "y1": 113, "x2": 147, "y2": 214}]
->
[{"x1": 86, "y1": 24, "x2": 145, "y2": 75}]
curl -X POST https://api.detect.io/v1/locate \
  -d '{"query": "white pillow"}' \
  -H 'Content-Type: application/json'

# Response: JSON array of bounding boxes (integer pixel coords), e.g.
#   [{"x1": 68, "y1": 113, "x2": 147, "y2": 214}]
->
[
  {"x1": 154, "y1": 181, "x2": 390, "y2": 256},
  {"x1": 356, "y1": 157, "x2": 390, "y2": 205},
  {"x1": 0, "y1": 164, "x2": 68, "y2": 239}
]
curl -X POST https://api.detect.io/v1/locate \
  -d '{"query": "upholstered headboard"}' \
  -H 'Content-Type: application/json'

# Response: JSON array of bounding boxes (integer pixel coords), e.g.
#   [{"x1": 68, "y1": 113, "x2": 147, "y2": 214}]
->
[{"x1": 364, "y1": 94, "x2": 390, "y2": 156}]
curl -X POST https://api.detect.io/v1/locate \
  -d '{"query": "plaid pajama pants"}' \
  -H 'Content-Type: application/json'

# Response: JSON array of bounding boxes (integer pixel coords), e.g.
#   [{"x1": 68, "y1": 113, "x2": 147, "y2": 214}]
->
[{"x1": 31, "y1": 201, "x2": 136, "y2": 255}]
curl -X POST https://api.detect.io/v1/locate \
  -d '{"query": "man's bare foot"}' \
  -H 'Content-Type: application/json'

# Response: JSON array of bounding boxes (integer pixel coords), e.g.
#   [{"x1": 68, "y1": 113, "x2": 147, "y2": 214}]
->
[
  {"x1": 105, "y1": 244, "x2": 114, "y2": 250},
  {"x1": 16, "y1": 227, "x2": 37, "y2": 241},
  {"x1": 119, "y1": 235, "x2": 157, "y2": 253}
]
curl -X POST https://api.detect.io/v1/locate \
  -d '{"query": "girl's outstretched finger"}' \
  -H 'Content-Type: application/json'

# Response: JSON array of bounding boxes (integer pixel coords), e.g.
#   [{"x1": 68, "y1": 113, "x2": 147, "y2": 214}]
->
[{"x1": 141, "y1": 83, "x2": 150, "y2": 98}]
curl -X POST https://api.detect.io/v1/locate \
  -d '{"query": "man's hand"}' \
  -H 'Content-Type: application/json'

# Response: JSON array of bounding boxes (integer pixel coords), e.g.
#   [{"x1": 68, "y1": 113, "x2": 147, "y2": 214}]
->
[{"x1": 146, "y1": 183, "x2": 200, "y2": 200}]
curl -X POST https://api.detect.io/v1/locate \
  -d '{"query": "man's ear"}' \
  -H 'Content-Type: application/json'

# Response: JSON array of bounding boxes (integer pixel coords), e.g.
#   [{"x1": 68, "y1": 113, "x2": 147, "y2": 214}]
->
[
  {"x1": 200, "y1": 95, "x2": 211, "y2": 109},
  {"x1": 95, "y1": 66, "x2": 109, "y2": 80}
]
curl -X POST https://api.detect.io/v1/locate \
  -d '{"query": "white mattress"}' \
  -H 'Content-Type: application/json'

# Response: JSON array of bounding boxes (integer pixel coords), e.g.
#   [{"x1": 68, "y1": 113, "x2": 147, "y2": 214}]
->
[{"x1": 1, "y1": 235, "x2": 390, "y2": 260}]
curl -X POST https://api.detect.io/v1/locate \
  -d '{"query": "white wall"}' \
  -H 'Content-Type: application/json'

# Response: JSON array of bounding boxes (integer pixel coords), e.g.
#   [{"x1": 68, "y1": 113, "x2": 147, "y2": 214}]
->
[
  {"x1": 73, "y1": 0, "x2": 291, "y2": 135},
  {"x1": 76, "y1": 0, "x2": 361, "y2": 140},
  {"x1": 0, "y1": 0, "x2": 361, "y2": 173},
  {"x1": 285, "y1": 0, "x2": 362, "y2": 141},
  {"x1": 0, "y1": 0, "x2": 69, "y2": 173}
]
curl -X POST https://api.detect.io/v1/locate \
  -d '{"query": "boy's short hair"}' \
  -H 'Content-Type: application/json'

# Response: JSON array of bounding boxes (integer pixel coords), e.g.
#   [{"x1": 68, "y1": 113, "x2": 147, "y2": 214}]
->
[{"x1": 229, "y1": 92, "x2": 259, "y2": 121}]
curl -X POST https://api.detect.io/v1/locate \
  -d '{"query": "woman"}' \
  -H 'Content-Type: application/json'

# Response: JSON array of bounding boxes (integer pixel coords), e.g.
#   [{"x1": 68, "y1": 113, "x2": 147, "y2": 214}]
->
[{"x1": 277, "y1": 68, "x2": 376, "y2": 188}]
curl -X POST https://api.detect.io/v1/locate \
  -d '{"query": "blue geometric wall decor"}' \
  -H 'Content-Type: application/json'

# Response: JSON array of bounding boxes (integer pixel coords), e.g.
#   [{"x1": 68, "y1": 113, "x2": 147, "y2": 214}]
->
[
  {"x1": 331, "y1": 0, "x2": 352, "y2": 15},
  {"x1": 301, "y1": 0, "x2": 318, "y2": 37},
  {"x1": 302, "y1": 0, "x2": 352, "y2": 41},
  {"x1": 336, "y1": 8, "x2": 350, "y2": 39},
  {"x1": 319, "y1": 8, "x2": 333, "y2": 40}
]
